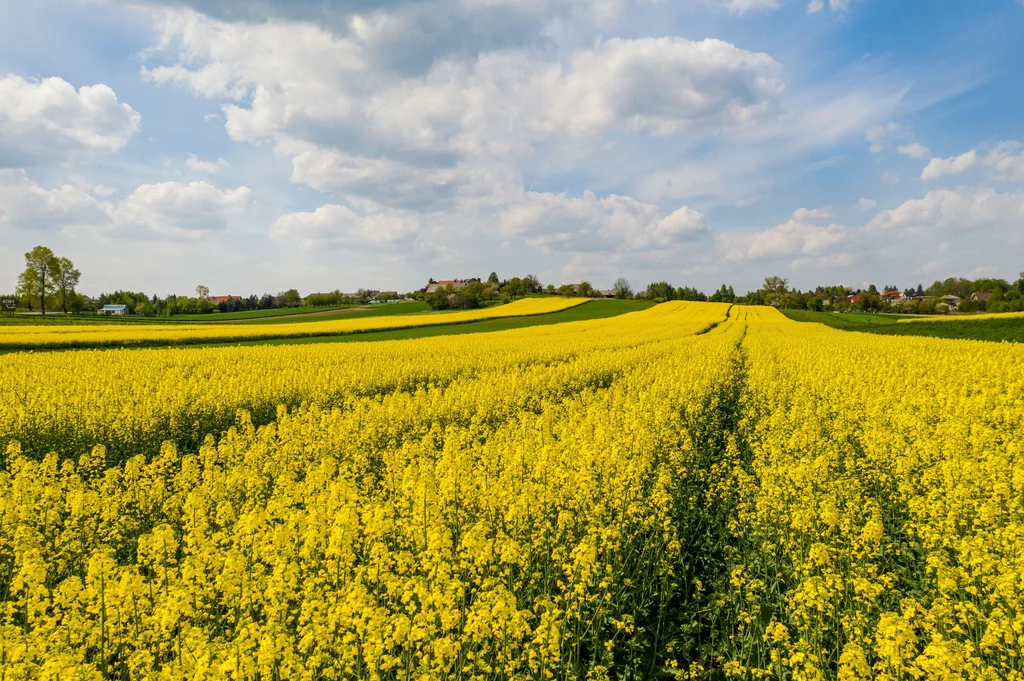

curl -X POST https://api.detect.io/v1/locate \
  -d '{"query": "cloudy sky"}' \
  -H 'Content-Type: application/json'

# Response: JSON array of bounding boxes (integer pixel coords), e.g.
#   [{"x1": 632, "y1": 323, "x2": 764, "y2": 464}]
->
[{"x1": 1, "y1": 0, "x2": 1023, "y2": 296}]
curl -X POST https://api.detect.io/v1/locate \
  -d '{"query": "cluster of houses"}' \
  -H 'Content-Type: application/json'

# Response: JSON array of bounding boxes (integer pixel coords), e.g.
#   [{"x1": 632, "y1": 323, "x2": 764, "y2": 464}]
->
[
  {"x1": 422, "y1": 278, "x2": 480, "y2": 294},
  {"x1": 832, "y1": 290, "x2": 991, "y2": 309}
]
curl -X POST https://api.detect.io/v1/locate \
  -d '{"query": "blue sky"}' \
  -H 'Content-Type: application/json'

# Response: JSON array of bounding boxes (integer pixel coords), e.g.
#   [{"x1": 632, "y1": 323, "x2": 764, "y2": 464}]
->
[{"x1": 1, "y1": 0, "x2": 1022, "y2": 296}]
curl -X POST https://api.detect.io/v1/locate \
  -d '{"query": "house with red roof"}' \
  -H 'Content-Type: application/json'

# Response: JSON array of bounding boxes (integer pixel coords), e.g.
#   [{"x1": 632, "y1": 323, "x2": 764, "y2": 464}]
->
[{"x1": 424, "y1": 279, "x2": 479, "y2": 294}]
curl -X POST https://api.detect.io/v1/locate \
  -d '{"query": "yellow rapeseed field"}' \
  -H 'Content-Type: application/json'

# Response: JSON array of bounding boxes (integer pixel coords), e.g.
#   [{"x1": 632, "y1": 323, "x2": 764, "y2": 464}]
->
[
  {"x1": 1, "y1": 302, "x2": 1021, "y2": 680},
  {"x1": 0, "y1": 297, "x2": 584, "y2": 350},
  {"x1": 898, "y1": 310, "x2": 1024, "y2": 323}
]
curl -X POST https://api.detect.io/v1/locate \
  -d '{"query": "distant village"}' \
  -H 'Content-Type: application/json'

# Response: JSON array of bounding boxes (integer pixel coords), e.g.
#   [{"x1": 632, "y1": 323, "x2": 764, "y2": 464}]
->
[{"x1": 8, "y1": 244, "x2": 1023, "y2": 318}]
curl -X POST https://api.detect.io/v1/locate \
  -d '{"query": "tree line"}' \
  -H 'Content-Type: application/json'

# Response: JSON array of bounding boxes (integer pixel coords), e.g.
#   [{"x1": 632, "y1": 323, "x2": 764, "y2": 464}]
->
[
  {"x1": 757, "y1": 274, "x2": 1024, "y2": 314},
  {"x1": 6, "y1": 244, "x2": 1022, "y2": 317}
]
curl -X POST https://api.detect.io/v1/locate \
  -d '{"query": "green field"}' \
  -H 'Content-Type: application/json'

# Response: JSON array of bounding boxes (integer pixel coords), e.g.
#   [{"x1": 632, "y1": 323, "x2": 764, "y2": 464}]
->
[
  {"x1": 0, "y1": 302, "x2": 430, "y2": 326},
  {"x1": 782, "y1": 309, "x2": 1024, "y2": 342},
  {"x1": 0, "y1": 313, "x2": 161, "y2": 326},
  {"x1": 168, "y1": 305, "x2": 358, "y2": 321},
  {"x1": 195, "y1": 299, "x2": 654, "y2": 348}
]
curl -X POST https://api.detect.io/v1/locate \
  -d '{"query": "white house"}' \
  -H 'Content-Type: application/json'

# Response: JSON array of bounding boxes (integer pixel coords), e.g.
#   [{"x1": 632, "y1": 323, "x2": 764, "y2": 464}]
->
[{"x1": 98, "y1": 304, "x2": 128, "y2": 316}]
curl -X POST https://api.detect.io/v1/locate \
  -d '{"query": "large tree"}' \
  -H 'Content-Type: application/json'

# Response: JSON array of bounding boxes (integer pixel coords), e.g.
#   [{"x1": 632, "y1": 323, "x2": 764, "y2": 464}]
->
[
  {"x1": 53, "y1": 256, "x2": 81, "y2": 314},
  {"x1": 761, "y1": 275, "x2": 789, "y2": 307},
  {"x1": 613, "y1": 277, "x2": 632, "y2": 299},
  {"x1": 16, "y1": 246, "x2": 58, "y2": 315}
]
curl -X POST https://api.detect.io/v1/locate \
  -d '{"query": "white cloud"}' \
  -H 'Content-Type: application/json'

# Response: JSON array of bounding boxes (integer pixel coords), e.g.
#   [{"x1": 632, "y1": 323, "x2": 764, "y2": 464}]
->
[
  {"x1": 921, "y1": 141, "x2": 1024, "y2": 181},
  {"x1": 499, "y1": 190, "x2": 708, "y2": 252},
  {"x1": 717, "y1": 208, "x2": 848, "y2": 263},
  {"x1": 723, "y1": 0, "x2": 782, "y2": 15},
  {"x1": 807, "y1": 0, "x2": 824, "y2": 12},
  {"x1": 857, "y1": 197, "x2": 876, "y2": 210},
  {"x1": 0, "y1": 75, "x2": 140, "y2": 168},
  {"x1": 186, "y1": 153, "x2": 229, "y2": 173},
  {"x1": 0, "y1": 169, "x2": 108, "y2": 231},
  {"x1": 897, "y1": 142, "x2": 930, "y2": 158},
  {"x1": 0, "y1": 170, "x2": 252, "y2": 241},
  {"x1": 271, "y1": 203, "x2": 421, "y2": 251},
  {"x1": 115, "y1": 181, "x2": 253, "y2": 239},
  {"x1": 791, "y1": 206, "x2": 833, "y2": 221},
  {"x1": 145, "y1": 11, "x2": 784, "y2": 150},
  {"x1": 921, "y1": 149, "x2": 978, "y2": 180},
  {"x1": 866, "y1": 186, "x2": 1024, "y2": 234}
]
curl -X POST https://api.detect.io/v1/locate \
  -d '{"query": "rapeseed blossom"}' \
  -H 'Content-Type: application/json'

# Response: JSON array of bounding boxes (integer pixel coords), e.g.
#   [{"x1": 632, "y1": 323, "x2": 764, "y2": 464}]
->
[{"x1": 1, "y1": 302, "x2": 1021, "y2": 679}]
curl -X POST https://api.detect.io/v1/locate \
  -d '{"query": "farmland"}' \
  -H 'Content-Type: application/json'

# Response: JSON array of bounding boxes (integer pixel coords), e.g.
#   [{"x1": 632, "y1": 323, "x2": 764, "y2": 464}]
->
[
  {"x1": 783, "y1": 308, "x2": 1024, "y2": 343},
  {"x1": 1, "y1": 302, "x2": 1021, "y2": 679},
  {"x1": 0, "y1": 298, "x2": 584, "y2": 351}
]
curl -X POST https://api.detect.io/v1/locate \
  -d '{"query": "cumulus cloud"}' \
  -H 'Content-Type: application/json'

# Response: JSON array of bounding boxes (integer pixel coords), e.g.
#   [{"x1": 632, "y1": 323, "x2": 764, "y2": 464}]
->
[
  {"x1": 499, "y1": 190, "x2": 708, "y2": 252},
  {"x1": 857, "y1": 198, "x2": 876, "y2": 210},
  {"x1": 807, "y1": 0, "x2": 824, "y2": 12},
  {"x1": 722, "y1": 0, "x2": 782, "y2": 15},
  {"x1": 0, "y1": 170, "x2": 252, "y2": 240},
  {"x1": 119, "y1": 1, "x2": 919, "y2": 279},
  {"x1": 140, "y1": 6, "x2": 789, "y2": 253},
  {"x1": 717, "y1": 206, "x2": 848, "y2": 263},
  {"x1": 897, "y1": 142, "x2": 930, "y2": 158},
  {"x1": 115, "y1": 181, "x2": 253, "y2": 239},
  {"x1": 0, "y1": 75, "x2": 141, "y2": 167},
  {"x1": 129, "y1": 0, "x2": 649, "y2": 58},
  {"x1": 866, "y1": 186, "x2": 1024, "y2": 234},
  {"x1": 921, "y1": 141, "x2": 1024, "y2": 181},
  {"x1": 186, "y1": 153, "x2": 229, "y2": 173},
  {"x1": 921, "y1": 150, "x2": 978, "y2": 180},
  {"x1": 144, "y1": 11, "x2": 784, "y2": 150},
  {"x1": 0, "y1": 169, "x2": 108, "y2": 231},
  {"x1": 271, "y1": 202, "x2": 422, "y2": 250}
]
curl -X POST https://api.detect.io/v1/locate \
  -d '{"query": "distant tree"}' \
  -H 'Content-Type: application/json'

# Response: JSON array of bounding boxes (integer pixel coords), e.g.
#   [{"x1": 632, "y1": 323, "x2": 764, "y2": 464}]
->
[
  {"x1": 426, "y1": 285, "x2": 479, "y2": 310},
  {"x1": 644, "y1": 282, "x2": 675, "y2": 300},
  {"x1": 676, "y1": 286, "x2": 707, "y2": 302},
  {"x1": 545, "y1": 284, "x2": 556, "y2": 295},
  {"x1": 613, "y1": 278, "x2": 632, "y2": 299},
  {"x1": 67, "y1": 292, "x2": 86, "y2": 314},
  {"x1": 1018, "y1": 272, "x2": 1024, "y2": 295},
  {"x1": 501, "y1": 277, "x2": 524, "y2": 298},
  {"x1": 857, "y1": 292, "x2": 882, "y2": 312},
  {"x1": 557, "y1": 283, "x2": 576, "y2": 297},
  {"x1": 52, "y1": 256, "x2": 81, "y2": 313},
  {"x1": 282, "y1": 289, "x2": 301, "y2": 307},
  {"x1": 761, "y1": 276, "x2": 789, "y2": 307},
  {"x1": 523, "y1": 274, "x2": 542, "y2": 294},
  {"x1": 867, "y1": 284, "x2": 878, "y2": 294},
  {"x1": 17, "y1": 246, "x2": 58, "y2": 315},
  {"x1": 577, "y1": 281, "x2": 597, "y2": 298},
  {"x1": 708, "y1": 284, "x2": 735, "y2": 303},
  {"x1": 196, "y1": 285, "x2": 210, "y2": 299},
  {"x1": 487, "y1": 272, "x2": 500, "y2": 285}
]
